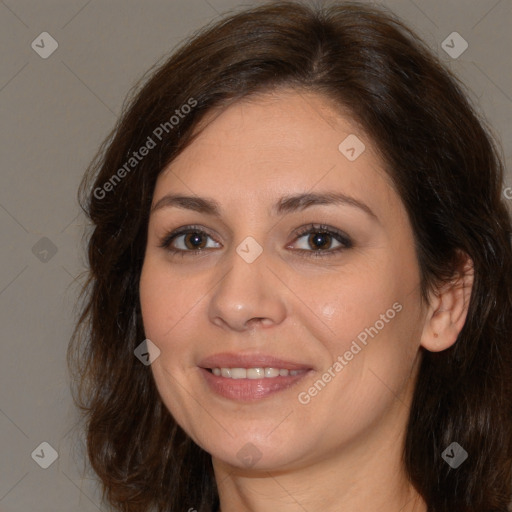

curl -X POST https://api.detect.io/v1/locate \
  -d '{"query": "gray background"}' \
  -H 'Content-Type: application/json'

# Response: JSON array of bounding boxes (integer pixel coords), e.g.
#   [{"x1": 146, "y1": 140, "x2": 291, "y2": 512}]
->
[{"x1": 0, "y1": 0, "x2": 510, "y2": 511}]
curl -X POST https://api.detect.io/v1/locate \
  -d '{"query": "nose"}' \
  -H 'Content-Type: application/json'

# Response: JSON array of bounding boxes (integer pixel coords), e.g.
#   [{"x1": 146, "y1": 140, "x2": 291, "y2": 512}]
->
[{"x1": 208, "y1": 245, "x2": 287, "y2": 332}]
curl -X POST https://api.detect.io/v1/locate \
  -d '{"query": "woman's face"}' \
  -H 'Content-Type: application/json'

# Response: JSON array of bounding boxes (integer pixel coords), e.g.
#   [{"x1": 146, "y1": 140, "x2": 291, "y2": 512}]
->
[{"x1": 139, "y1": 89, "x2": 428, "y2": 471}]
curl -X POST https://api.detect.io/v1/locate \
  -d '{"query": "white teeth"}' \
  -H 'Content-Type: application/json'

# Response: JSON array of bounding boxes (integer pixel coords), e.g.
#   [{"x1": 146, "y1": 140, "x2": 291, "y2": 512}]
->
[
  {"x1": 264, "y1": 367, "x2": 280, "y2": 378},
  {"x1": 230, "y1": 368, "x2": 247, "y2": 379},
  {"x1": 247, "y1": 368, "x2": 264, "y2": 379},
  {"x1": 210, "y1": 367, "x2": 306, "y2": 379}
]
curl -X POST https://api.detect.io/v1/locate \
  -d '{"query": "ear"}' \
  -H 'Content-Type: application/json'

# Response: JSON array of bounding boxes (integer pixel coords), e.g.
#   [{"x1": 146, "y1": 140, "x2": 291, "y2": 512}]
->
[{"x1": 420, "y1": 251, "x2": 474, "y2": 352}]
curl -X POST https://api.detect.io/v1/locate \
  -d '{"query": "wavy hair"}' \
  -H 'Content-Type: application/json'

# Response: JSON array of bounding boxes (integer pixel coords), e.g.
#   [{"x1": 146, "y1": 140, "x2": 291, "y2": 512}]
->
[{"x1": 68, "y1": 1, "x2": 512, "y2": 510}]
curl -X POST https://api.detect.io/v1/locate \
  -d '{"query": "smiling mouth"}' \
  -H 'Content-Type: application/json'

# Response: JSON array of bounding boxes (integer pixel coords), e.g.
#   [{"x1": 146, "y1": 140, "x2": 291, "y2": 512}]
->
[{"x1": 206, "y1": 367, "x2": 308, "y2": 378}]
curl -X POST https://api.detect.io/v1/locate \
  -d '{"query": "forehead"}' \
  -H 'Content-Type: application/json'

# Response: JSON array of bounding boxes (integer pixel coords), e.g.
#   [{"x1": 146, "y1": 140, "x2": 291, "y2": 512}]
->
[{"x1": 154, "y1": 89, "x2": 396, "y2": 215}]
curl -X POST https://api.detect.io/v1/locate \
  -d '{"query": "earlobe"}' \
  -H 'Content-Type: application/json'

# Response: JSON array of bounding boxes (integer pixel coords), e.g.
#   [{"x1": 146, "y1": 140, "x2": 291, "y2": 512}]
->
[
  {"x1": 420, "y1": 253, "x2": 474, "y2": 353},
  {"x1": 424, "y1": 309, "x2": 459, "y2": 352}
]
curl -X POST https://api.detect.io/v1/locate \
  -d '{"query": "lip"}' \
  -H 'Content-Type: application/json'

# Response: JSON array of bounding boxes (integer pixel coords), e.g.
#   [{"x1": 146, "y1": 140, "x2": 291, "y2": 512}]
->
[
  {"x1": 198, "y1": 352, "x2": 313, "y2": 371},
  {"x1": 198, "y1": 352, "x2": 314, "y2": 402},
  {"x1": 199, "y1": 367, "x2": 313, "y2": 401}
]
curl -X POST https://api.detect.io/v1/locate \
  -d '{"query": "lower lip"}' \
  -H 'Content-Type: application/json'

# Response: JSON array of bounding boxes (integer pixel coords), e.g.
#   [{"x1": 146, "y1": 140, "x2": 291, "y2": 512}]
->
[{"x1": 199, "y1": 367, "x2": 312, "y2": 401}]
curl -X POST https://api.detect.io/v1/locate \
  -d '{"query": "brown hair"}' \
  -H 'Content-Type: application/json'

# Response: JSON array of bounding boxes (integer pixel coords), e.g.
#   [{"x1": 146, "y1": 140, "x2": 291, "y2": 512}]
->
[{"x1": 68, "y1": 1, "x2": 512, "y2": 511}]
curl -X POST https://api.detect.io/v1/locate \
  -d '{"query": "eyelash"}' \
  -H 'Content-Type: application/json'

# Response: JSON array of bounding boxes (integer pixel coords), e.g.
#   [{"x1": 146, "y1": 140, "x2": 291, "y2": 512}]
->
[{"x1": 158, "y1": 223, "x2": 353, "y2": 258}]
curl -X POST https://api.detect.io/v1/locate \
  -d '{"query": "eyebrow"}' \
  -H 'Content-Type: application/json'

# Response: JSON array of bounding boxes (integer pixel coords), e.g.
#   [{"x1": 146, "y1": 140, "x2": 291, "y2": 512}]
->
[{"x1": 150, "y1": 191, "x2": 378, "y2": 221}]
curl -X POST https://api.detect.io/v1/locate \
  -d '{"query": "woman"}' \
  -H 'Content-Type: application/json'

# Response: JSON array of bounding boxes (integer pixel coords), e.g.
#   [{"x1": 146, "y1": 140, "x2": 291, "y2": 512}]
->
[{"x1": 69, "y1": 1, "x2": 512, "y2": 511}]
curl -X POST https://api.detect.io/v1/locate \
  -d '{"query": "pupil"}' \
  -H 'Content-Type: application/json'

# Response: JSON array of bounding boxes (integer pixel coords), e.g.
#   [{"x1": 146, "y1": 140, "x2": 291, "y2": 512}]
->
[
  {"x1": 186, "y1": 233, "x2": 205, "y2": 249},
  {"x1": 309, "y1": 232, "x2": 330, "y2": 250}
]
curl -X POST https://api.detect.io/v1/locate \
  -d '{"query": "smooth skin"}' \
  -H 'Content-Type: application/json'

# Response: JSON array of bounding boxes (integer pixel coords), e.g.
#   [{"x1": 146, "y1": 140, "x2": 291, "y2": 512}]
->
[{"x1": 139, "y1": 88, "x2": 473, "y2": 512}]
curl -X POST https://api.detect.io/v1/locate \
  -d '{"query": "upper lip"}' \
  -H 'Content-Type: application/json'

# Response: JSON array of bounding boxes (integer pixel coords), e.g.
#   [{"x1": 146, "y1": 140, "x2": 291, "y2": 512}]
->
[{"x1": 199, "y1": 352, "x2": 313, "y2": 370}]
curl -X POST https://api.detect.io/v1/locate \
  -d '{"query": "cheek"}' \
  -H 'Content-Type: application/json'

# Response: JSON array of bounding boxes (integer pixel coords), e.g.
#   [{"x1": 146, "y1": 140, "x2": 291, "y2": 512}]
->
[
  {"x1": 139, "y1": 262, "x2": 201, "y2": 428},
  {"x1": 288, "y1": 253, "x2": 421, "y2": 399},
  {"x1": 139, "y1": 261, "x2": 190, "y2": 343},
  {"x1": 283, "y1": 259, "x2": 398, "y2": 351}
]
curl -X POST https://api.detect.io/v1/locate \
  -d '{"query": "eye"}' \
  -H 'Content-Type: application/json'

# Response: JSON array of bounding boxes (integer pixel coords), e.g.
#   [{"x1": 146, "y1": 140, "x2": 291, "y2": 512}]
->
[
  {"x1": 289, "y1": 223, "x2": 353, "y2": 258},
  {"x1": 159, "y1": 225, "x2": 221, "y2": 256},
  {"x1": 158, "y1": 223, "x2": 353, "y2": 258}
]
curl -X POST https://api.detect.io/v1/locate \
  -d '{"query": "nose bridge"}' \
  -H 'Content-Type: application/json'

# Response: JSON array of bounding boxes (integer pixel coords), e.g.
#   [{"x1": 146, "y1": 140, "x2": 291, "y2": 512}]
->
[{"x1": 208, "y1": 236, "x2": 287, "y2": 331}]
